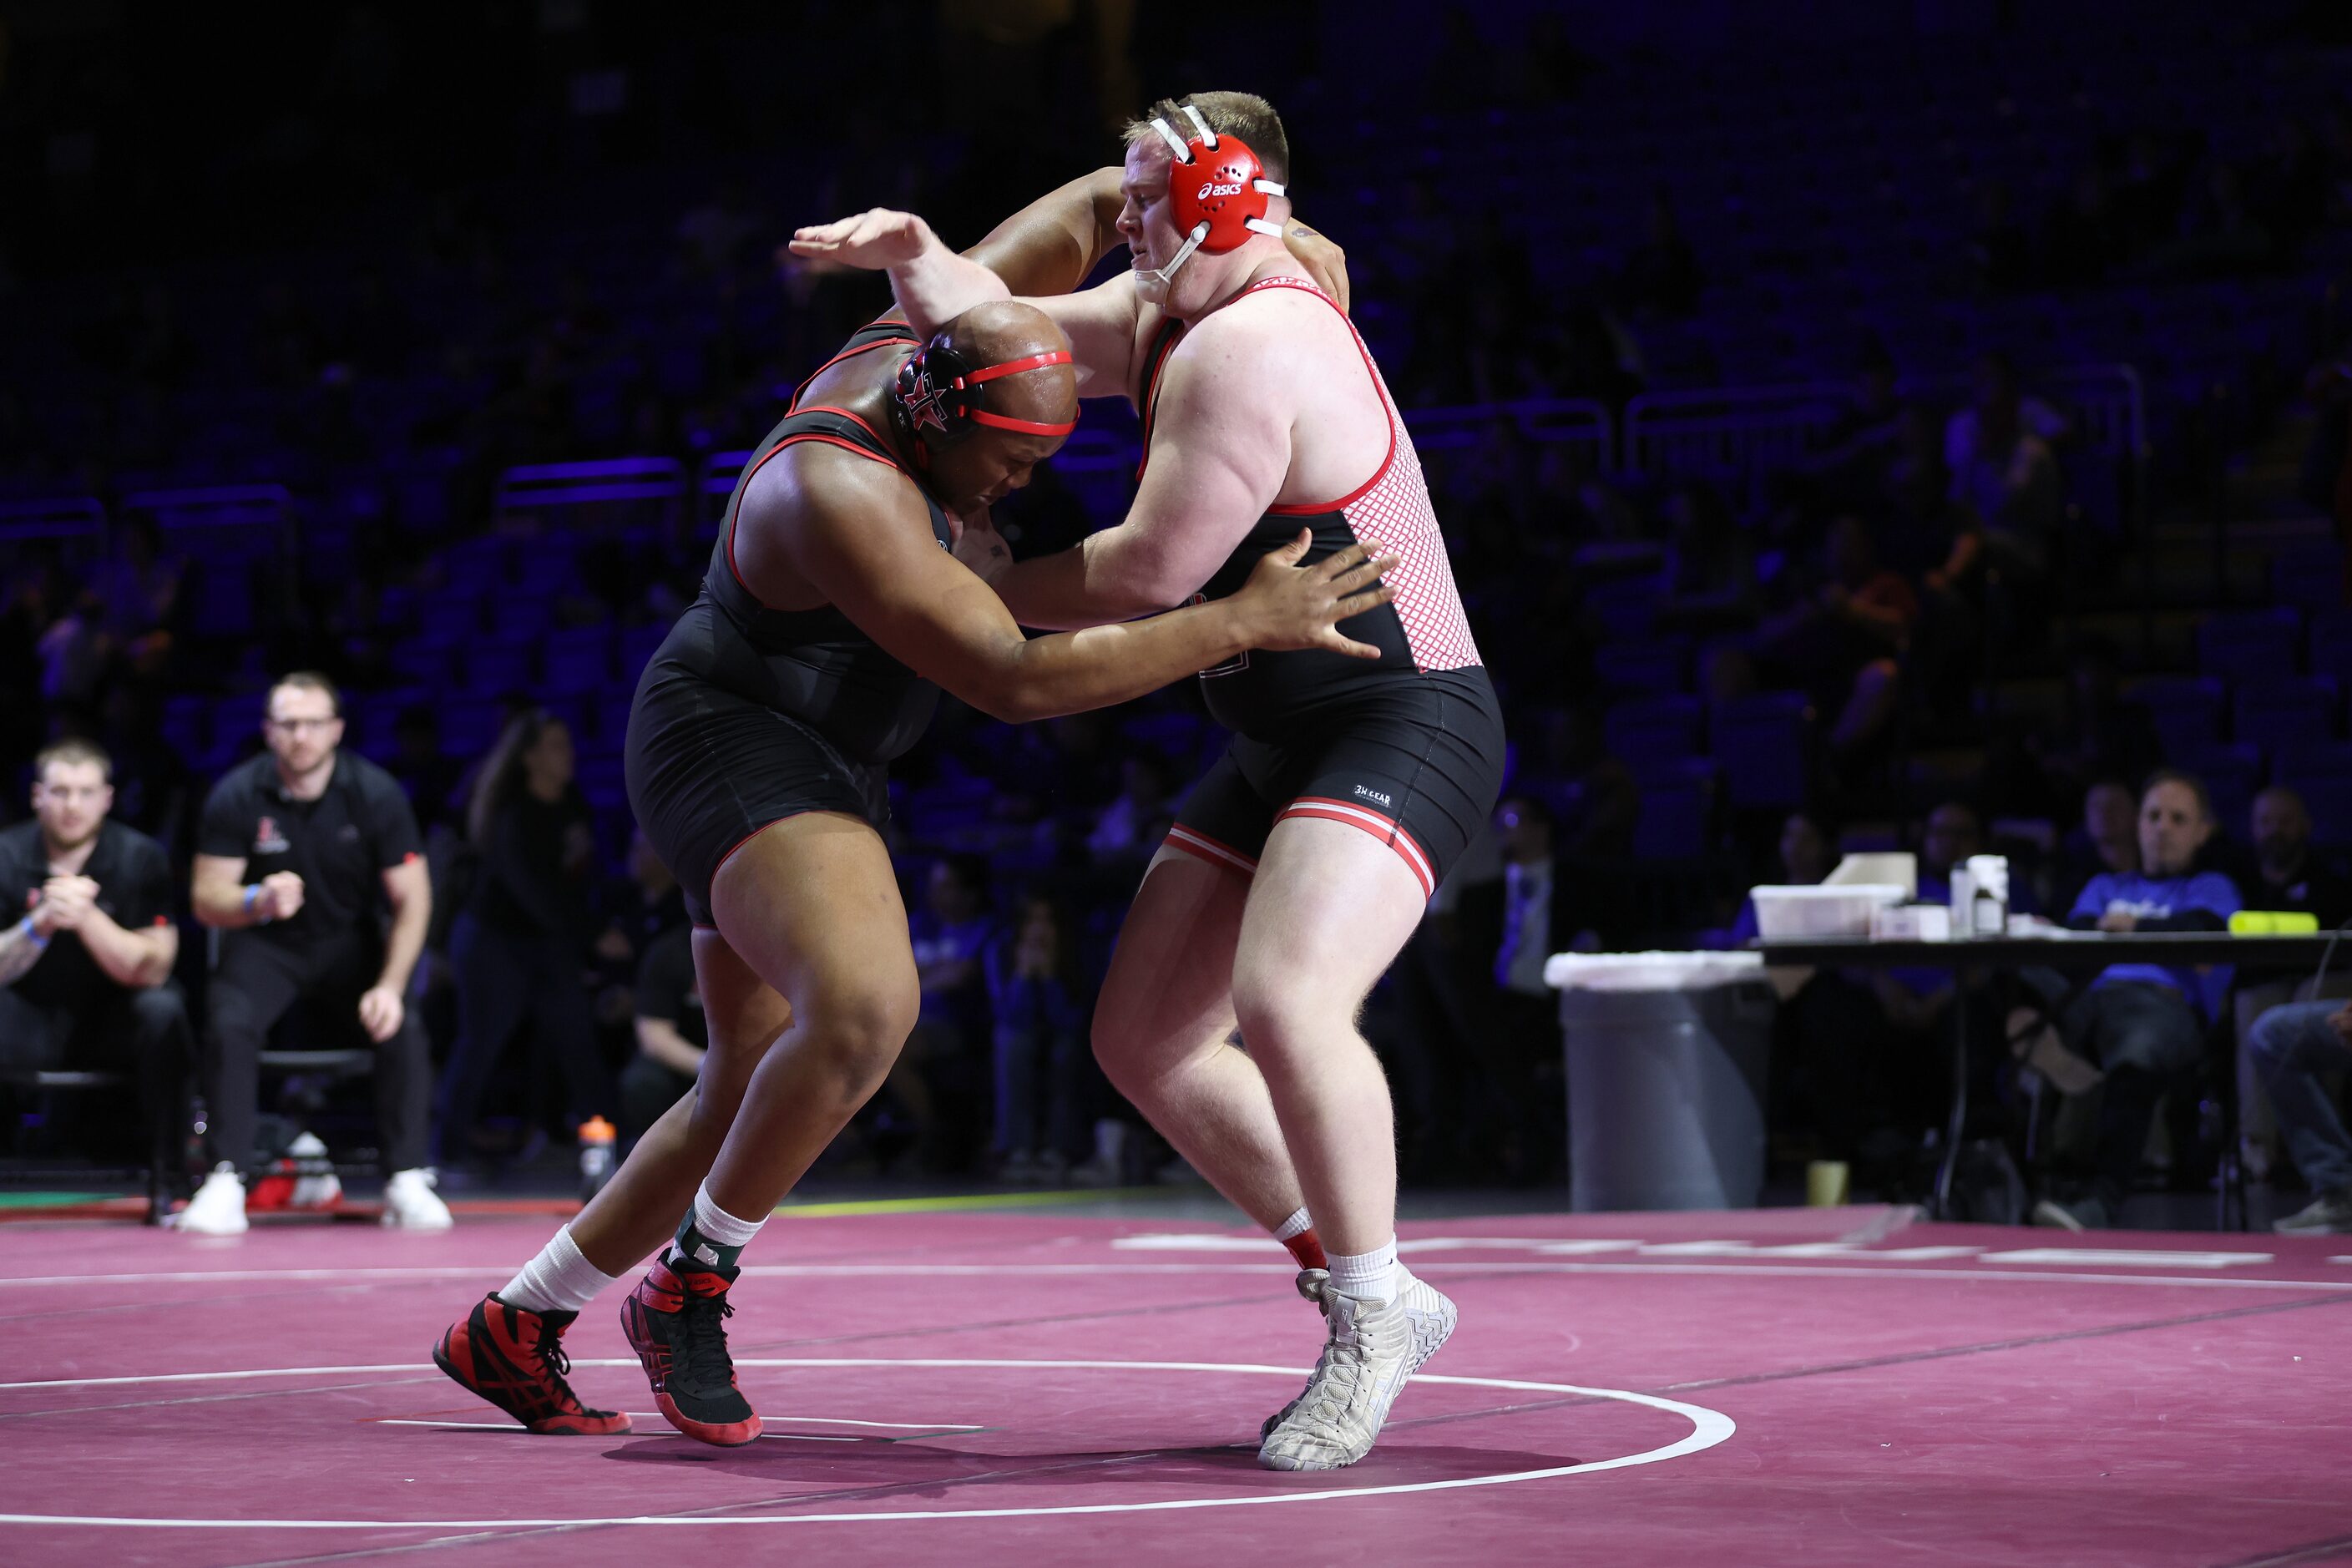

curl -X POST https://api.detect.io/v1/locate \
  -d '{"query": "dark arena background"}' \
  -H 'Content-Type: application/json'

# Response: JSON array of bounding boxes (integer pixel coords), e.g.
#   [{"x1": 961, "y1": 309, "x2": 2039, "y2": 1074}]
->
[{"x1": 3, "y1": 3, "x2": 2352, "y2": 1564}]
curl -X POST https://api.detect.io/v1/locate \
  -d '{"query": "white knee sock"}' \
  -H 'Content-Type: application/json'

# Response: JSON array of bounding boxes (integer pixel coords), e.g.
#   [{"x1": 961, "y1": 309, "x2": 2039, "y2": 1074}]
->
[
  {"x1": 498, "y1": 1226, "x2": 617, "y2": 1315},
  {"x1": 1327, "y1": 1237, "x2": 1399, "y2": 1305}
]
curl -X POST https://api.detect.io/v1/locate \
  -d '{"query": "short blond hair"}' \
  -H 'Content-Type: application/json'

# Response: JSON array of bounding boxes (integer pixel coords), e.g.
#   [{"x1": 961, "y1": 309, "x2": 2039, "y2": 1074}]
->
[
  {"x1": 1123, "y1": 92, "x2": 1290, "y2": 185},
  {"x1": 34, "y1": 737, "x2": 112, "y2": 784},
  {"x1": 269, "y1": 670, "x2": 342, "y2": 718}
]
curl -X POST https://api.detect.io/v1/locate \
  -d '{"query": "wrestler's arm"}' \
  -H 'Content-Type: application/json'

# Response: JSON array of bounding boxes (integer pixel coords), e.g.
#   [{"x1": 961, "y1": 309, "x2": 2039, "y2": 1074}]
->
[
  {"x1": 775, "y1": 454, "x2": 1391, "y2": 725},
  {"x1": 995, "y1": 314, "x2": 1303, "y2": 631}
]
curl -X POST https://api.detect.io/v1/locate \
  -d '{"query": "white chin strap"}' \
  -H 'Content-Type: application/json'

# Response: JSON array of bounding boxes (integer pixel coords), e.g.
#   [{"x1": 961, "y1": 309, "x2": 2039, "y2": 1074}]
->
[{"x1": 1136, "y1": 220, "x2": 1211, "y2": 289}]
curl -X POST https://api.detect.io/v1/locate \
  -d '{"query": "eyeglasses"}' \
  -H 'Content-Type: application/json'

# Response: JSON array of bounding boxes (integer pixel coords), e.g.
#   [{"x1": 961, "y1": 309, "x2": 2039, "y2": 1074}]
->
[{"x1": 266, "y1": 717, "x2": 339, "y2": 734}]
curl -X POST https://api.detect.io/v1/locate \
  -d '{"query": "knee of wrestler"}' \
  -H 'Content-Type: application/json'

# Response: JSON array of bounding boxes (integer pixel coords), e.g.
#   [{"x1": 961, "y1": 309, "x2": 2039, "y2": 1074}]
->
[
  {"x1": 1229, "y1": 973, "x2": 1318, "y2": 1079},
  {"x1": 804, "y1": 984, "x2": 917, "y2": 1106}
]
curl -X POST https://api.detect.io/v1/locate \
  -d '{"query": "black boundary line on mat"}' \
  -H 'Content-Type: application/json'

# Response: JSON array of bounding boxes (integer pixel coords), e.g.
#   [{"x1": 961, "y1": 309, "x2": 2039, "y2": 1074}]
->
[
  {"x1": 2208, "y1": 1532, "x2": 2352, "y2": 1568},
  {"x1": 1381, "y1": 1281, "x2": 2352, "y2": 1436}
]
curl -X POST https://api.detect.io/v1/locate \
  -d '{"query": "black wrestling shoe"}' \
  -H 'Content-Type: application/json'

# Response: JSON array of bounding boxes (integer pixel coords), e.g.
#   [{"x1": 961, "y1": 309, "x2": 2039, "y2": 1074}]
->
[{"x1": 620, "y1": 1255, "x2": 761, "y2": 1444}]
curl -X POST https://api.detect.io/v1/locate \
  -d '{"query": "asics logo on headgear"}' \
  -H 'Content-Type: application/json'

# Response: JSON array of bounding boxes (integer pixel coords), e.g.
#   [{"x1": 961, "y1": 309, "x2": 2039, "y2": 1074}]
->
[{"x1": 1199, "y1": 180, "x2": 1244, "y2": 198}]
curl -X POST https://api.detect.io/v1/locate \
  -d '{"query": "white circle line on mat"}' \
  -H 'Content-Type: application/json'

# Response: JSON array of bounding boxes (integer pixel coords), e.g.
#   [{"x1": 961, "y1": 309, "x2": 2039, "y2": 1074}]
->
[{"x1": 0, "y1": 1357, "x2": 1734, "y2": 1530}]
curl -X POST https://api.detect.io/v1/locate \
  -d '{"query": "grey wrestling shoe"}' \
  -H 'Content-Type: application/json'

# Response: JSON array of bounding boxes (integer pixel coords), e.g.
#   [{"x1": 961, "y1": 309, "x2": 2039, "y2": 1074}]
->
[
  {"x1": 1257, "y1": 1284, "x2": 1421, "y2": 1471},
  {"x1": 1262, "y1": 1267, "x2": 1455, "y2": 1440}
]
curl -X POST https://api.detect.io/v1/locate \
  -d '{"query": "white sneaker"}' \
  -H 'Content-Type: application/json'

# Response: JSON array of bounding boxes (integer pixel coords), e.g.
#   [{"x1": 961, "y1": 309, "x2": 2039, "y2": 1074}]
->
[
  {"x1": 1258, "y1": 1284, "x2": 1420, "y2": 1471},
  {"x1": 179, "y1": 1163, "x2": 249, "y2": 1235},
  {"x1": 1262, "y1": 1267, "x2": 1456, "y2": 1439},
  {"x1": 381, "y1": 1168, "x2": 453, "y2": 1231},
  {"x1": 288, "y1": 1132, "x2": 341, "y2": 1210}
]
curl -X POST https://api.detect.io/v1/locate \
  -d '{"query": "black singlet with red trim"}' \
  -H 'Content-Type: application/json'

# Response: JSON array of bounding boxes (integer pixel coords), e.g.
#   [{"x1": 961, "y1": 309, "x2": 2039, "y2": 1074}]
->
[
  {"x1": 1133, "y1": 279, "x2": 1483, "y2": 742},
  {"x1": 688, "y1": 322, "x2": 953, "y2": 765}
]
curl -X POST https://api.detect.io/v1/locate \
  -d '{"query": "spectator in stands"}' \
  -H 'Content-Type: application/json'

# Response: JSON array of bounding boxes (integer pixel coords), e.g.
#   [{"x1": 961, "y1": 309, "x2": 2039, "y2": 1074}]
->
[
  {"x1": 1964, "y1": 181, "x2": 2034, "y2": 294},
  {"x1": 2029, "y1": 771, "x2": 2243, "y2": 1230},
  {"x1": 1657, "y1": 481, "x2": 1757, "y2": 630},
  {"x1": 1454, "y1": 795, "x2": 1572, "y2": 1181},
  {"x1": 989, "y1": 895, "x2": 1090, "y2": 1182},
  {"x1": 894, "y1": 854, "x2": 1001, "y2": 1170},
  {"x1": 185, "y1": 671, "x2": 444, "y2": 1233},
  {"x1": 2244, "y1": 994, "x2": 2352, "y2": 1233},
  {"x1": 388, "y1": 704, "x2": 461, "y2": 836},
  {"x1": 2040, "y1": 162, "x2": 2122, "y2": 289},
  {"x1": 1086, "y1": 749, "x2": 1178, "y2": 868},
  {"x1": 1790, "y1": 338, "x2": 1909, "y2": 530},
  {"x1": 1756, "y1": 515, "x2": 1915, "y2": 762},
  {"x1": 2246, "y1": 787, "x2": 2352, "y2": 924},
  {"x1": 0, "y1": 740, "x2": 190, "y2": 1166},
  {"x1": 437, "y1": 709, "x2": 613, "y2": 1168},
  {"x1": 1616, "y1": 190, "x2": 1702, "y2": 318},
  {"x1": 89, "y1": 515, "x2": 182, "y2": 681},
  {"x1": 2061, "y1": 777, "x2": 2145, "y2": 889},
  {"x1": 2037, "y1": 642, "x2": 2163, "y2": 814},
  {"x1": 618, "y1": 924, "x2": 704, "y2": 1147},
  {"x1": 1944, "y1": 353, "x2": 2065, "y2": 564},
  {"x1": 1729, "y1": 808, "x2": 1838, "y2": 944}
]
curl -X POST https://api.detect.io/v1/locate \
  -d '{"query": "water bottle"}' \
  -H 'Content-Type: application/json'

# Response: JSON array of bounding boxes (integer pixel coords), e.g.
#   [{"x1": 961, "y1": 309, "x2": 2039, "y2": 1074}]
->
[{"x1": 578, "y1": 1116, "x2": 617, "y2": 1201}]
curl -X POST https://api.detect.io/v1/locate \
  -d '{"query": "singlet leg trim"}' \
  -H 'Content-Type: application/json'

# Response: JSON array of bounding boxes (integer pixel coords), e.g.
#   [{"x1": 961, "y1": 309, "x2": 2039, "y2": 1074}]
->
[
  {"x1": 1274, "y1": 796, "x2": 1434, "y2": 898},
  {"x1": 1164, "y1": 824, "x2": 1261, "y2": 877}
]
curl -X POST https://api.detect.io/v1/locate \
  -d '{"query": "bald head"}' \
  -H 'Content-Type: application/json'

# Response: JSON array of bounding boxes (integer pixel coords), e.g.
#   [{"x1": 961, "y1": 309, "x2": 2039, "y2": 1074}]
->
[
  {"x1": 939, "y1": 299, "x2": 1079, "y2": 439},
  {"x1": 914, "y1": 299, "x2": 1078, "y2": 512}
]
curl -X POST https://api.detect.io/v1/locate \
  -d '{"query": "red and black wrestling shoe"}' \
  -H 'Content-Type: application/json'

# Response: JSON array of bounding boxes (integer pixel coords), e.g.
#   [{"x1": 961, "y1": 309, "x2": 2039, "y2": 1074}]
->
[
  {"x1": 432, "y1": 1293, "x2": 633, "y2": 1435},
  {"x1": 621, "y1": 1255, "x2": 761, "y2": 1445}
]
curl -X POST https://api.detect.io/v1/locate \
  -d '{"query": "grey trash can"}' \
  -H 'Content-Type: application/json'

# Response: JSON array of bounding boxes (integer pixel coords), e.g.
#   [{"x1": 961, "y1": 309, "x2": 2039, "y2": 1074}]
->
[{"x1": 1548, "y1": 953, "x2": 1775, "y2": 1211}]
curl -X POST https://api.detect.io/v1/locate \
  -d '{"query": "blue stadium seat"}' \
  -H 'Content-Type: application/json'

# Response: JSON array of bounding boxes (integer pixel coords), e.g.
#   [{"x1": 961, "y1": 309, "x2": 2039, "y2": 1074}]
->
[
  {"x1": 2234, "y1": 678, "x2": 2339, "y2": 753},
  {"x1": 1709, "y1": 691, "x2": 1812, "y2": 811},
  {"x1": 619, "y1": 623, "x2": 668, "y2": 680},
  {"x1": 1594, "y1": 637, "x2": 1690, "y2": 696},
  {"x1": 2270, "y1": 544, "x2": 2344, "y2": 612},
  {"x1": 1630, "y1": 758, "x2": 1717, "y2": 861},
  {"x1": 419, "y1": 594, "x2": 484, "y2": 644},
  {"x1": 1604, "y1": 695, "x2": 1705, "y2": 768},
  {"x1": 440, "y1": 699, "x2": 509, "y2": 758},
  {"x1": 2125, "y1": 675, "x2": 2227, "y2": 759},
  {"x1": 2196, "y1": 608, "x2": 2300, "y2": 683},
  {"x1": 2309, "y1": 609, "x2": 2352, "y2": 682},
  {"x1": 463, "y1": 642, "x2": 535, "y2": 695},
  {"x1": 2274, "y1": 741, "x2": 2352, "y2": 787},
  {"x1": 542, "y1": 625, "x2": 615, "y2": 695},
  {"x1": 2299, "y1": 778, "x2": 2352, "y2": 848}
]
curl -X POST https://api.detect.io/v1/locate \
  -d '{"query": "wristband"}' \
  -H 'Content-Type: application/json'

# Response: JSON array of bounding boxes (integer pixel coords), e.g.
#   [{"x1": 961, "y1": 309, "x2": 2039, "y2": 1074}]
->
[
  {"x1": 243, "y1": 884, "x2": 271, "y2": 923},
  {"x1": 18, "y1": 915, "x2": 46, "y2": 952}
]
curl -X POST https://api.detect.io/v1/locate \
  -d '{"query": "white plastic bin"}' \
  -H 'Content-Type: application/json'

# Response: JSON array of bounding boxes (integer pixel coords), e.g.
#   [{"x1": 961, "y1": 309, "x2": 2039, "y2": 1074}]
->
[{"x1": 1546, "y1": 951, "x2": 1775, "y2": 1211}]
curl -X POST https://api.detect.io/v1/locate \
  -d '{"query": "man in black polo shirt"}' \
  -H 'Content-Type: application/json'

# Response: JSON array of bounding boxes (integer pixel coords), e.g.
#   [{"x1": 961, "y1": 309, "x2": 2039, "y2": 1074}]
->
[
  {"x1": 619, "y1": 924, "x2": 706, "y2": 1144},
  {"x1": 185, "y1": 671, "x2": 446, "y2": 1234},
  {"x1": 0, "y1": 738, "x2": 190, "y2": 1167}
]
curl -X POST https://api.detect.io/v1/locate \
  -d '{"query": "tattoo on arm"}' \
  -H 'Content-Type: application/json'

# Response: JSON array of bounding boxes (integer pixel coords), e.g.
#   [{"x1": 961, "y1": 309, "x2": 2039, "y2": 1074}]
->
[{"x1": 0, "y1": 923, "x2": 40, "y2": 987}]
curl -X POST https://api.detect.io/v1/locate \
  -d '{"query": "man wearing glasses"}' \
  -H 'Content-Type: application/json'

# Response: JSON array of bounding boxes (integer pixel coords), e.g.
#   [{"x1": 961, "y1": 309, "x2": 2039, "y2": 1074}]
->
[{"x1": 184, "y1": 671, "x2": 445, "y2": 1233}]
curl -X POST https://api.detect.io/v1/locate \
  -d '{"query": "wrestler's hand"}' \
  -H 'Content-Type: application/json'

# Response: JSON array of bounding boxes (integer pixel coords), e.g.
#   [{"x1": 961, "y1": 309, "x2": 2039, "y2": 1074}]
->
[
  {"x1": 1283, "y1": 222, "x2": 1350, "y2": 314},
  {"x1": 1234, "y1": 530, "x2": 1399, "y2": 659},
  {"x1": 950, "y1": 507, "x2": 1014, "y2": 586},
  {"x1": 788, "y1": 209, "x2": 935, "y2": 271}
]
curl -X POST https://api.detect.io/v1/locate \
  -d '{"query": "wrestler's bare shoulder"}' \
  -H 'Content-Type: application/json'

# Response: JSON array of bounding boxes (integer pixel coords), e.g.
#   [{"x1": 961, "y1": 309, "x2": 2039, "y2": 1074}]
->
[{"x1": 1165, "y1": 281, "x2": 1357, "y2": 399}]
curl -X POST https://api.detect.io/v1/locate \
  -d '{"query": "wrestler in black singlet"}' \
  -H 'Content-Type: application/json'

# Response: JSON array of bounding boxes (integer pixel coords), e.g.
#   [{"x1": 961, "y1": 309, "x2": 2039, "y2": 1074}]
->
[
  {"x1": 624, "y1": 324, "x2": 949, "y2": 926},
  {"x1": 1138, "y1": 280, "x2": 1506, "y2": 900}
]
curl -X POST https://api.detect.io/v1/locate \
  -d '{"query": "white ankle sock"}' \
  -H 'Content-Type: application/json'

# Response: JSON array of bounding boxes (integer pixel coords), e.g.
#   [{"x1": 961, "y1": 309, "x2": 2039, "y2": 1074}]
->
[
  {"x1": 499, "y1": 1226, "x2": 617, "y2": 1315},
  {"x1": 1272, "y1": 1206, "x2": 1315, "y2": 1243},
  {"x1": 1327, "y1": 1237, "x2": 1399, "y2": 1304},
  {"x1": 670, "y1": 1181, "x2": 766, "y2": 1265}
]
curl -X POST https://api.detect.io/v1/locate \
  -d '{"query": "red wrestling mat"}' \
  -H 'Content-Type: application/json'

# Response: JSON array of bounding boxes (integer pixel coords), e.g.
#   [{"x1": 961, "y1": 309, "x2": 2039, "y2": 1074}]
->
[{"x1": 1, "y1": 1206, "x2": 2346, "y2": 1567}]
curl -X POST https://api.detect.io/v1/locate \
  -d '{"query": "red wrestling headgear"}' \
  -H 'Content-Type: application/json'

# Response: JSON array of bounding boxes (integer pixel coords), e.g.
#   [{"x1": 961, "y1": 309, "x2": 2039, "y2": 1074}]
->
[
  {"x1": 1139, "y1": 103, "x2": 1287, "y2": 287},
  {"x1": 891, "y1": 336, "x2": 1076, "y2": 446}
]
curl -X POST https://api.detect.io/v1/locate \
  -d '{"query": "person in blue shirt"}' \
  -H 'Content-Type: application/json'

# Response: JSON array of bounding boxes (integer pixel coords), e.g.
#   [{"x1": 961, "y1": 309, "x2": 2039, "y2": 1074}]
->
[{"x1": 2035, "y1": 770, "x2": 2243, "y2": 1230}]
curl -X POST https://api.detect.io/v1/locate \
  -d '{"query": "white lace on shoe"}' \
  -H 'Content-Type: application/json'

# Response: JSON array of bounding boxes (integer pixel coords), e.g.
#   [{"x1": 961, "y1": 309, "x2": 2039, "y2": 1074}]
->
[
  {"x1": 178, "y1": 1163, "x2": 248, "y2": 1236},
  {"x1": 382, "y1": 1167, "x2": 453, "y2": 1231},
  {"x1": 1257, "y1": 1286, "x2": 1417, "y2": 1471}
]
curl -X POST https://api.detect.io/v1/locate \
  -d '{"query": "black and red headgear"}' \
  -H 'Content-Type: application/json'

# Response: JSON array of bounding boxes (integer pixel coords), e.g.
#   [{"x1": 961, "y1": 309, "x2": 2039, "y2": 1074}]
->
[
  {"x1": 1140, "y1": 103, "x2": 1287, "y2": 286},
  {"x1": 891, "y1": 336, "x2": 1076, "y2": 447}
]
